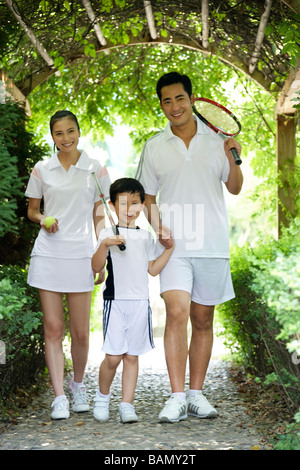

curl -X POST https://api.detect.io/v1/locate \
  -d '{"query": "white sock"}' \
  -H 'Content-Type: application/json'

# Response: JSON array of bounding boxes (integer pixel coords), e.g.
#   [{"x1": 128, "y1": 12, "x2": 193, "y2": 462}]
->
[
  {"x1": 188, "y1": 389, "x2": 202, "y2": 397},
  {"x1": 171, "y1": 392, "x2": 186, "y2": 401},
  {"x1": 53, "y1": 394, "x2": 67, "y2": 403},
  {"x1": 98, "y1": 389, "x2": 111, "y2": 399},
  {"x1": 72, "y1": 380, "x2": 84, "y2": 390}
]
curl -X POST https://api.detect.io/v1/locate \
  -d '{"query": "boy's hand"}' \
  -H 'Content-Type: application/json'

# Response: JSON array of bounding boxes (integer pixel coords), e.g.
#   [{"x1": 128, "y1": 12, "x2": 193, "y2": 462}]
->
[
  {"x1": 103, "y1": 235, "x2": 126, "y2": 248},
  {"x1": 157, "y1": 225, "x2": 173, "y2": 249},
  {"x1": 94, "y1": 268, "x2": 106, "y2": 285}
]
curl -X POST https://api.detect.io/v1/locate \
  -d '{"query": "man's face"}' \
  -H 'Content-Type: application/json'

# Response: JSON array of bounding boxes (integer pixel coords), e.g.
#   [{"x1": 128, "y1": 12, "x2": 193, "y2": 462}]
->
[{"x1": 160, "y1": 82, "x2": 195, "y2": 128}]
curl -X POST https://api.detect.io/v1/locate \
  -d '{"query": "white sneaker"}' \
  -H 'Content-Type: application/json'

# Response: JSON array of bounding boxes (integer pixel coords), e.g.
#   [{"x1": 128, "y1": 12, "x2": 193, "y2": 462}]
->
[
  {"x1": 68, "y1": 380, "x2": 90, "y2": 412},
  {"x1": 158, "y1": 396, "x2": 187, "y2": 423},
  {"x1": 187, "y1": 391, "x2": 217, "y2": 418},
  {"x1": 119, "y1": 403, "x2": 138, "y2": 423},
  {"x1": 51, "y1": 396, "x2": 70, "y2": 420},
  {"x1": 93, "y1": 393, "x2": 110, "y2": 422}
]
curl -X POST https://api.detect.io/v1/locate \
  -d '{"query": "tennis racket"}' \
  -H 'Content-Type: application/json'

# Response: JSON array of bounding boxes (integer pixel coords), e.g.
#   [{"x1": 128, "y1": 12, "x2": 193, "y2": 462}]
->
[
  {"x1": 92, "y1": 172, "x2": 126, "y2": 251},
  {"x1": 193, "y1": 98, "x2": 242, "y2": 165}
]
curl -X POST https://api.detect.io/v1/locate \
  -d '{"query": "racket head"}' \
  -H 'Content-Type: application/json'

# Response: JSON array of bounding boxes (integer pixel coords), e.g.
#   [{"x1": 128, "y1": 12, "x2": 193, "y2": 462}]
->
[{"x1": 193, "y1": 98, "x2": 241, "y2": 137}]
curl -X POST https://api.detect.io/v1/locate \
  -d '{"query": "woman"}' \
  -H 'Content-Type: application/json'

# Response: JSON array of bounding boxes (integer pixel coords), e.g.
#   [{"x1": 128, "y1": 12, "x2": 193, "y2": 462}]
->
[{"x1": 25, "y1": 110, "x2": 110, "y2": 419}]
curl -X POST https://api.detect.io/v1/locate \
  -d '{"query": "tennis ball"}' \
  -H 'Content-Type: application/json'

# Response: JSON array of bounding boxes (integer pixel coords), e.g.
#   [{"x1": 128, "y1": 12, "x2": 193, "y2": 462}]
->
[{"x1": 44, "y1": 216, "x2": 56, "y2": 229}]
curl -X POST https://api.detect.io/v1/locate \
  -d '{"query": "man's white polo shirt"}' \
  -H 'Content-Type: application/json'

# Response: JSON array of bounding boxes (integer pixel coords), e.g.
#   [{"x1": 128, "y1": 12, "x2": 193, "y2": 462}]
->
[
  {"x1": 25, "y1": 150, "x2": 110, "y2": 259},
  {"x1": 138, "y1": 117, "x2": 230, "y2": 258}
]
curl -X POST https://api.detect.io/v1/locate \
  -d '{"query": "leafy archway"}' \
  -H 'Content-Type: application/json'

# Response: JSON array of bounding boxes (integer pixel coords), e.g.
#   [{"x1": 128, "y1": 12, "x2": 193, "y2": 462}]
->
[{"x1": 0, "y1": 0, "x2": 299, "y2": 233}]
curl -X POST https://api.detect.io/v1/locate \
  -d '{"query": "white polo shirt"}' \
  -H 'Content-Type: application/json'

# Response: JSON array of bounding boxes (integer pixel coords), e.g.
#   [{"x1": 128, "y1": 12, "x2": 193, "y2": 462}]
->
[
  {"x1": 138, "y1": 116, "x2": 230, "y2": 258},
  {"x1": 25, "y1": 150, "x2": 111, "y2": 259},
  {"x1": 96, "y1": 226, "x2": 157, "y2": 300}
]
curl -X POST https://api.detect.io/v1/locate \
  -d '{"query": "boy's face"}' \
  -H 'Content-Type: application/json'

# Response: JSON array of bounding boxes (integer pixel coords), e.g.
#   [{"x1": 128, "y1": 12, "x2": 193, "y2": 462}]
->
[{"x1": 110, "y1": 192, "x2": 145, "y2": 227}]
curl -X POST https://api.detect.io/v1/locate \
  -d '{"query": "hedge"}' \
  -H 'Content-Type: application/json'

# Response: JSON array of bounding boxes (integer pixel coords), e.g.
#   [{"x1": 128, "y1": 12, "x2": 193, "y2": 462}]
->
[
  {"x1": 0, "y1": 265, "x2": 44, "y2": 404},
  {"x1": 216, "y1": 218, "x2": 300, "y2": 448}
]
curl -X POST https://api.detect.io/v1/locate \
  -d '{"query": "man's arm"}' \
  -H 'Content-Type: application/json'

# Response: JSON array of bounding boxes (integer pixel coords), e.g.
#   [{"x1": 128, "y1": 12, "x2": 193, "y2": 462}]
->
[{"x1": 224, "y1": 138, "x2": 244, "y2": 195}]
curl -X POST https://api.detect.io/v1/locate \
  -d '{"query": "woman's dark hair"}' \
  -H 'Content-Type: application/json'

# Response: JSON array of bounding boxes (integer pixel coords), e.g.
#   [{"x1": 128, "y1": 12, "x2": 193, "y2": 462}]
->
[
  {"x1": 156, "y1": 72, "x2": 193, "y2": 101},
  {"x1": 50, "y1": 110, "x2": 80, "y2": 134},
  {"x1": 110, "y1": 178, "x2": 145, "y2": 204}
]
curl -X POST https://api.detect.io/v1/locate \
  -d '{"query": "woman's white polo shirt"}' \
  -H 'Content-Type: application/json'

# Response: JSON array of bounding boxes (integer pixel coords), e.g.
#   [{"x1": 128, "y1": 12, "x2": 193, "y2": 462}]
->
[{"x1": 25, "y1": 150, "x2": 110, "y2": 260}]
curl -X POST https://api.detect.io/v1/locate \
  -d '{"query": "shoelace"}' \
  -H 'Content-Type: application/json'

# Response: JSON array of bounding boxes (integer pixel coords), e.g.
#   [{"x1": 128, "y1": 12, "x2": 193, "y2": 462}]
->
[
  {"x1": 73, "y1": 387, "x2": 87, "y2": 404},
  {"x1": 51, "y1": 399, "x2": 68, "y2": 409}
]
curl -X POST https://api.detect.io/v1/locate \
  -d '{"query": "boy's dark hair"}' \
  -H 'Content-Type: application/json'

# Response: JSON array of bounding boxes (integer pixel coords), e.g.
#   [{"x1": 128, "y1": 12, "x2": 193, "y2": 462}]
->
[
  {"x1": 156, "y1": 72, "x2": 193, "y2": 101},
  {"x1": 110, "y1": 178, "x2": 145, "y2": 204},
  {"x1": 50, "y1": 110, "x2": 80, "y2": 134}
]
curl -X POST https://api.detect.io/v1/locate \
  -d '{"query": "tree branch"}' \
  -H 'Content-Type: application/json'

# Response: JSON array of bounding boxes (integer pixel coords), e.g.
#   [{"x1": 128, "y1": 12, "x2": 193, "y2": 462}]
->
[
  {"x1": 201, "y1": 0, "x2": 209, "y2": 48},
  {"x1": 81, "y1": 0, "x2": 107, "y2": 46},
  {"x1": 144, "y1": 1, "x2": 157, "y2": 40},
  {"x1": 5, "y1": 0, "x2": 60, "y2": 76},
  {"x1": 249, "y1": 0, "x2": 272, "y2": 74}
]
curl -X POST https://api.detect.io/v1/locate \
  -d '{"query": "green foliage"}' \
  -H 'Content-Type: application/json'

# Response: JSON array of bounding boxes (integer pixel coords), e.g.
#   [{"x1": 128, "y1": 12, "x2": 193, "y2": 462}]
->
[
  {"x1": 0, "y1": 109, "x2": 23, "y2": 237},
  {"x1": 0, "y1": 265, "x2": 44, "y2": 400},
  {"x1": 274, "y1": 409, "x2": 300, "y2": 450},
  {"x1": 27, "y1": 43, "x2": 299, "y2": 234},
  {"x1": 217, "y1": 219, "x2": 300, "y2": 411},
  {"x1": 0, "y1": 100, "x2": 49, "y2": 267}
]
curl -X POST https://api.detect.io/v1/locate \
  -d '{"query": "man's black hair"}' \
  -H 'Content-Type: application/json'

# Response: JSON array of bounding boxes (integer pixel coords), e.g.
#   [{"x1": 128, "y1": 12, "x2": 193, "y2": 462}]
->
[{"x1": 156, "y1": 72, "x2": 193, "y2": 101}]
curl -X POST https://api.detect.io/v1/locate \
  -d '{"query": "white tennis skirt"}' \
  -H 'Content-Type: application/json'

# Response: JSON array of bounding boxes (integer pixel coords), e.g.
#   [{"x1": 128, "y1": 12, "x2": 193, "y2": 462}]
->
[{"x1": 27, "y1": 256, "x2": 95, "y2": 293}]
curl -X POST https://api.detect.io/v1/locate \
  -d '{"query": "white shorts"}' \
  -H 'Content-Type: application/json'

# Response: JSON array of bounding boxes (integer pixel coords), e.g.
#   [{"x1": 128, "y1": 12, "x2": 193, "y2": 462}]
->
[
  {"x1": 27, "y1": 256, "x2": 94, "y2": 292},
  {"x1": 160, "y1": 257, "x2": 235, "y2": 306},
  {"x1": 102, "y1": 299, "x2": 154, "y2": 356}
]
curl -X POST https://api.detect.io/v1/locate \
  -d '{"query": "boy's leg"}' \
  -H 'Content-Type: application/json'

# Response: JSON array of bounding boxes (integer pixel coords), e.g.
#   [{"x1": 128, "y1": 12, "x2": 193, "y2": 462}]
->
[
  {"x1": 99, "y1": 354, "x2": 123, "y2": 394},
  {"x1": 94, "y1": 354, "x2": 122, "y2": 422},
  {"x1": 121, "y1": 354, "x2": 139, "y2": 403},
  {"x1": 119, "y1": 354, "x2": 139, "y2": 423}
]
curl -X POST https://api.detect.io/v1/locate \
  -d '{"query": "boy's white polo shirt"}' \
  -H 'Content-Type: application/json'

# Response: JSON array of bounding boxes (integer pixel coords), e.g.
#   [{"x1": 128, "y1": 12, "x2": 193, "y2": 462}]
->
[
  {"x1": 138, "y1": 117, "x2": 231, "y2": 258},
  {"x1": 97, "y1": 226, "x2": 157, "y2": 300},
  {"x1": 25, "y1": 150, "x2": 110, "y2": 259}
]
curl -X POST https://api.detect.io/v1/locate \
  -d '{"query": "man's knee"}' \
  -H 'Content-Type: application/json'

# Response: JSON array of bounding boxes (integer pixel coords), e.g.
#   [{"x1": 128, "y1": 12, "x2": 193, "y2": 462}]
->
[
  {"x1": 163, "y1": 290, "x2": 190, "y2": 327},
  {"x1": 190, "y1": 304, "x2": 214, "y2": 331}
]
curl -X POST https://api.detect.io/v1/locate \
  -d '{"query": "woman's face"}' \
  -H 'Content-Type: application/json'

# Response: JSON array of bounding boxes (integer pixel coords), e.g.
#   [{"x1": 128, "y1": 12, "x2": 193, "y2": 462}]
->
[{"x1": 51, "y1": 117, "x2": 80, "y2": 153}]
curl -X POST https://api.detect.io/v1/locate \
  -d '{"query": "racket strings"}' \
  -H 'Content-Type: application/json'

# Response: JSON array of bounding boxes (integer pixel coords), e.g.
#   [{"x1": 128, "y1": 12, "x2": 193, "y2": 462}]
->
[{"x1": 194, "y1": 101, "x2": 240, "y2": 135}]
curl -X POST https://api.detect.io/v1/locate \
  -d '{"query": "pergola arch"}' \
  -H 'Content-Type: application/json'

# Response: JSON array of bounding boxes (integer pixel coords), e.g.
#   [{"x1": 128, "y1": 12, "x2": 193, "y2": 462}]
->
[{"x1": 1, "y1": 0, "x2": 299, "y2": 235}]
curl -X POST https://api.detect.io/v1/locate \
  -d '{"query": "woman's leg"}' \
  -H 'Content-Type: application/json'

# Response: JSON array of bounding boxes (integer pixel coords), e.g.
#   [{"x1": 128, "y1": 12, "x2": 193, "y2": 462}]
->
[
  {"x1": 39, "y1": 289, "x2": 65, "y2": 397},
  {"x1": 66, "y1": 291, "x2": 92, "y2": 383}
]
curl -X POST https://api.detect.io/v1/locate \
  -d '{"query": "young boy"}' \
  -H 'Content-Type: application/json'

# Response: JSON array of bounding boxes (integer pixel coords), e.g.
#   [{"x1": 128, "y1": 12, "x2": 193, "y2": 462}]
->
[{"x1": 92, "y1": 178, "x2": 174, "y2": 423}]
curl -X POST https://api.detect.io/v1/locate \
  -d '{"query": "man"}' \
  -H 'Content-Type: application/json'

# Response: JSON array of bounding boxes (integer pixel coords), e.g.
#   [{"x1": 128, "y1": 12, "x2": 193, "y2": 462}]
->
[{"x1": 136, "y1": 72, "x2": 243, "y2": 423}]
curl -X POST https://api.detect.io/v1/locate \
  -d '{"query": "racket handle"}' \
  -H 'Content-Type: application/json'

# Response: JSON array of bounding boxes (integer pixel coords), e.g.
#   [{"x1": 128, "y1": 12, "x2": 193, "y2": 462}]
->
[
  {"x1": 115, "y1": 226, "x2": 126, "y2": 251},
  {"x1": 218, "y1": 132, "x2": 242, "y2": 165},
  {"x1": 230, "y1": 147, "x2": 242, "y2": 166}
]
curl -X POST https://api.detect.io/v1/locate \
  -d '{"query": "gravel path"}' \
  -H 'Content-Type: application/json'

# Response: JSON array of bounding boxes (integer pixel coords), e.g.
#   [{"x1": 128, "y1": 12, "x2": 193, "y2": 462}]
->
[{"x1": 0, "y1": 337, "x2": 266, "y2": 452}]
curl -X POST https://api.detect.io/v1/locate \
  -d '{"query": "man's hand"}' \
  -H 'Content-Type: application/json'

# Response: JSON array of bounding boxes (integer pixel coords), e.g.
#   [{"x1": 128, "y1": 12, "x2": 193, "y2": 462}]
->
[{"x1": 224, "y1": 138, "x2": 242, "y2": 165}]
